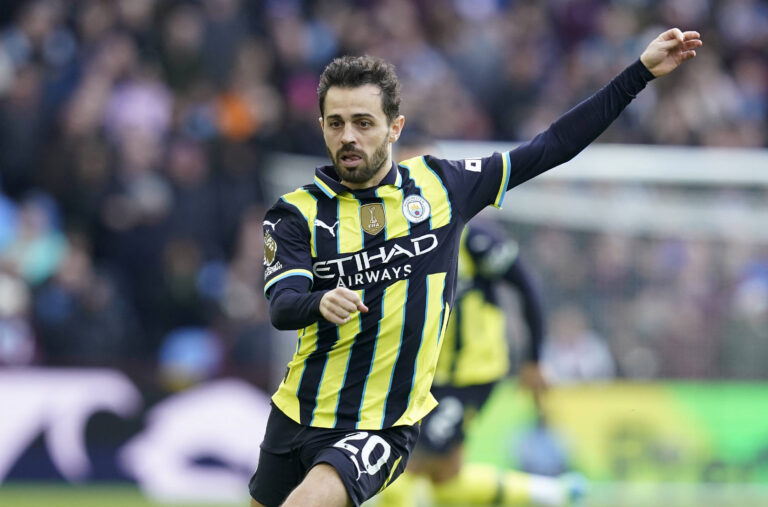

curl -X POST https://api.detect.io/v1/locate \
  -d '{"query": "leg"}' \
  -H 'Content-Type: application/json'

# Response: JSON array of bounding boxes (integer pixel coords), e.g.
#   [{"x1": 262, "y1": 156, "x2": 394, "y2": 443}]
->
[
  {"x1": 431, "y1": 464, "x2": 585, "y2": 506},
  {"x1": 416, "y1": 443, "x2": 463, "y2": 484},
  {"x1": 298, "y1": 425, "x2": 419, "y2": 507},
  {"x1": 249, "y1": 408, "x2": 308, "y2": 507},
  {"x1": 282, "y1": 463, "x2": 353, "y2": 507},
  {"x1": 408, "y1": 390, "x2": 469, "y2": 483},
  {"x1": 376, "y1": 417, "x2": 465, "y2": 507},
  {"x1": 376, "y1": 444, "x2": 463, "y2": 507}
]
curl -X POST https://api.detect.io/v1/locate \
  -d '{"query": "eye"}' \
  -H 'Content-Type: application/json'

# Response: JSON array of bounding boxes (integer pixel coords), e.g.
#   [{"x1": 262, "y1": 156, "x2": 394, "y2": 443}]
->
[
  {"x1": 329, "y1": 120, "x2": 342, "y2": 128},
  {"x1": 358, "y1": 120, "x2": 372, "y2": 128}
]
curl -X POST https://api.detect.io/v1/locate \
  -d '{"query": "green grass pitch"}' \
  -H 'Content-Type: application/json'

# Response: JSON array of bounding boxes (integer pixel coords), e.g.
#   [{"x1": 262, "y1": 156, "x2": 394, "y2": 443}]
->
[{"x1": 2, "y1": 482, "x2": 768, "y2": 507}]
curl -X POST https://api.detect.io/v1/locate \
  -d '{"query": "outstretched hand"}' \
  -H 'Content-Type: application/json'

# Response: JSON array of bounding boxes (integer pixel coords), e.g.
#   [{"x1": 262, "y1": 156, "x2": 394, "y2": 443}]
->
[{"x1": 640, "y1": 28, "x2": 702, "y2": 77}]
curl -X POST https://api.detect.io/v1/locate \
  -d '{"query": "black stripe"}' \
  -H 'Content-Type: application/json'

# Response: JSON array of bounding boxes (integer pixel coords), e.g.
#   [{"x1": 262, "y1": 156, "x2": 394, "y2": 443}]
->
[
  {"x1": 397, "y1": 166, "x2": 413, "y2": 239},
  {"x1": 314, "y1": 196, "x2": 339, "y2": 259},
  {"x1": 448, "y1": 295, "x2": 464, "y2": 383},
  {"x1": 297, "y1": 317, "x2": 338, "y2": 424},
  {"x1": 382, "y1": 277, "x2": 427, "y2": 427},
  {"x1": 334, "y1": 288, "x2": 384, "y2": 427}
]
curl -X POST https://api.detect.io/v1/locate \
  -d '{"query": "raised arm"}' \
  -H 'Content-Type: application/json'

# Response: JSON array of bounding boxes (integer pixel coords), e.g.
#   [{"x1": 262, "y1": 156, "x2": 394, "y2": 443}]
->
[{"x1": 503, "y1": 28, "x2": 702, "y2": 191}]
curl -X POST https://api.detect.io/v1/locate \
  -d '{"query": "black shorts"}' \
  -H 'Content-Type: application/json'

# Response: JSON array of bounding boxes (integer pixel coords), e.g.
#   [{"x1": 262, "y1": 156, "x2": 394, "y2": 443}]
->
[
  {"x1": 416, "y1": 382, "x2": 495, "y2": 454},
  {"x1": 249, "y1": 404, "x2": 420, "y2": 507}
]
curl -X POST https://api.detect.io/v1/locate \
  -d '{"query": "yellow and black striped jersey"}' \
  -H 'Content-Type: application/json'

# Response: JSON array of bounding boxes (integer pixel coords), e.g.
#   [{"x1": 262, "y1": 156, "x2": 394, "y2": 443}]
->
[{"x1": 262, "y1": 153, "x2": 512, "y2": 430}]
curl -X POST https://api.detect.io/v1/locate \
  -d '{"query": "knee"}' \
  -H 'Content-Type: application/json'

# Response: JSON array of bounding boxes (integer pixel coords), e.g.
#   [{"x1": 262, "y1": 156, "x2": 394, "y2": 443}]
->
[
  {"x1": 428, "y1": 460, "x2": 461, "y2": 484},
  {"x1": 282, "y1": 464, "x2": 352, "y2": 507},
  {"x1": 427, "y1": 447, "x2": 463, "y2": 484}
]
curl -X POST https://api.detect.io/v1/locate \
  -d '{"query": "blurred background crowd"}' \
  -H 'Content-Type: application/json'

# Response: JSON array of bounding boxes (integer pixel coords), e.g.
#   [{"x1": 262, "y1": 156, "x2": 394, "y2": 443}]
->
[{"x1": 0, "y1": 0, "x2": 766, "y2": 392}]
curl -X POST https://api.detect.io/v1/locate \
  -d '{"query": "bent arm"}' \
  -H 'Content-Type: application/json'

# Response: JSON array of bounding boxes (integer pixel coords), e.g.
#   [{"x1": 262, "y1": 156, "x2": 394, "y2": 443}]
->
[
  {"x1": 269, "y1": 279, "x2": 368, "y2": 330},
  {"x1": 269, "y1": 277, "x2": 325, "y2": 330}
]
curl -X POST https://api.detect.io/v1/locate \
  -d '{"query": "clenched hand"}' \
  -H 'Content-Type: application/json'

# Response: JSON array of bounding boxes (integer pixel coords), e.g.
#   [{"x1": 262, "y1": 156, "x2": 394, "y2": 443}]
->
[{"x1": 319, "y1": 287, "x2": 369, "y2": 325}]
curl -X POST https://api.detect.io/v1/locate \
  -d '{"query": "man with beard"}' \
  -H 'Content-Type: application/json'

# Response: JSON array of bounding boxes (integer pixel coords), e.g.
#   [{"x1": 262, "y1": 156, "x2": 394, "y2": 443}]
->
[{"x1": 250, "y1": 28, "x2": 702, "y2": 507}]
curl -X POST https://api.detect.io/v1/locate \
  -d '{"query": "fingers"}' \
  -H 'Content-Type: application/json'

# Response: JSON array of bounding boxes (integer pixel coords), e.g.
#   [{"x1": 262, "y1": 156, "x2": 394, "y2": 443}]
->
[
  {"x1": 323, "y1": 305, "x2": 352, "y2": 324},
  {"x1": 682, "y1": 30, "x2": 701, "y2": 41},
  {"x1": 335, "y1": 287, "x2": 367, "y2": 313},
  {"x1": 319, "y1": 288, "x2": 368, "y2": 325},
  {"x1": 661, "y1": 29, "x2": 702, "y2": 46},
  {"x1": 683, "y1": 39, "x2": 703, "y2": 51},
  {"x1": 654, "y1": 28, "x2": 702, "y2": 64},
  {"x1": 659, "y1": 27, "x2": 685, "y2": 43}
]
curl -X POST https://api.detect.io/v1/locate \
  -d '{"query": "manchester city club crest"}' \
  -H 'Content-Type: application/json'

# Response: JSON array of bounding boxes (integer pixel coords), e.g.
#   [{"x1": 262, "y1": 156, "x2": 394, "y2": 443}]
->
[
  {"x1": 402, "y1": 195, "x2": 431, "y2": 223},
  {"x1": 360, "y1": 203, "x2": 386, "y2": 235}
]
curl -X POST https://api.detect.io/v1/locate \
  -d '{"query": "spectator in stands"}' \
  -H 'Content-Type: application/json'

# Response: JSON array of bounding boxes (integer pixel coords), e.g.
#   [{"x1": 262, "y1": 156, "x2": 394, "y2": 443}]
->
[{"x1": 0, "y1": 0, "x2": 764, "y2": 384}]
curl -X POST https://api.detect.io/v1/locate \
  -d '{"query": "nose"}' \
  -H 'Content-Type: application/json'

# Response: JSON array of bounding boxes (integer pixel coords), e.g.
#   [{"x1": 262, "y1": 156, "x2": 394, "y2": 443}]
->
[{"x1": 340, "y1": 123, "x2": 357, "y2": 145}]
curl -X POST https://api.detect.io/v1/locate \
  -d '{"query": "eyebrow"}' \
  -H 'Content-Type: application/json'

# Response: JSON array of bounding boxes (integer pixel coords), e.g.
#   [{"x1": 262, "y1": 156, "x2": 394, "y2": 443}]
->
[{"x1": 326, "y1": 113, "x2": 376, "y2": 120}]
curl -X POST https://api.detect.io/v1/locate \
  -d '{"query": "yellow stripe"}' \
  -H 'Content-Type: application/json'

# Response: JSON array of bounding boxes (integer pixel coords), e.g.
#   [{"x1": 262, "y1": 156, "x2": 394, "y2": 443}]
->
[
  {"x1": 493, "y1": 151, "x2": 511, "y2": 208},
  {"x1": 376, "y1": 186, "x2": 410, "y2": 241},
  {"x1": 457, "y1": 228, "x2": 474, "y2": 279},
  {"x1": 337, "y1": 194, "x2": 363, "y2": 253},
  {"x1": 264, "y1": 268, "x2": 313, "y2": 295},
  {"x1": 434, "y1": 228, "x2": 474, "y2": 384},
  {"x1": 454, "y1": 293, "x2": 508, "y2": 386},
  {"x1": 377, "y1": 455, "x2": 403, "y2": 494},
  {"x1": 394, "y1": 273, "x2": 447, "y2": 426},
  {"x1": 281, "y1": 189, "x2": 319, "y2": 257},
  {"x1": 272, "y1": 322, "x2": 319, "y2": 422},
  {"x1": 314, "y1": 176, "x2": 337, "y2": 198},
  {"x1": 434, "y1": 307, "x2": 456, "y2": 386},
  {"x1": 311, "y1": 297, "x2": 362, "y2": 427},
  {"x1": 399, "y1": 157, "x2": 451, "y2": 229},
  {"x1": 357, "y1": 279, "x2": 408, "y2": 428}
]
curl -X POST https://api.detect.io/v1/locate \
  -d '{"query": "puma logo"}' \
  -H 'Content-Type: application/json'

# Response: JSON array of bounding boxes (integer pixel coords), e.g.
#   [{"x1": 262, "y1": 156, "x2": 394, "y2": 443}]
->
[
  {"x1": 315, "y1": 219, "x2": 339, "y2": 237},
  {"x1": 263, "y1": 219, "x2": 281, "y2": 231}
]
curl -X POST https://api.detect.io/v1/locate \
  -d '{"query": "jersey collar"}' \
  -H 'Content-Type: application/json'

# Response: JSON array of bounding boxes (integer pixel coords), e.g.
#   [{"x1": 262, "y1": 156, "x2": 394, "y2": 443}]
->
[{"x1": 314, "y1": 163, "x2": 402, "y2": 199}]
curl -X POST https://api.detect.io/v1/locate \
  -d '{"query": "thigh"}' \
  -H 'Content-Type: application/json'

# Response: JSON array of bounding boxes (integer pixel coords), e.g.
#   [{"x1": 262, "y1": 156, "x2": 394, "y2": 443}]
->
[
  {"x1": 248, "y1": 406, "x2": 307, "y2": 506},
  {"x1": 248, "y1": 448, "x2": 304, "y2": 507},
  {"x1": 305, "y1": 426, "x2": 420, "y2": 506},
  {"x1": 282, "y1": 462, "x2": 352, "y2": 507}
]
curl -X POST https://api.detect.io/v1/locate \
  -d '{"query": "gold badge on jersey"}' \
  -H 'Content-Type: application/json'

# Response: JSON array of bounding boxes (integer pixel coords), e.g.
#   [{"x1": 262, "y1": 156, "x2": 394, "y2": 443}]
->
[
  {"x1": 360, "y1": 203, "x2": 385, "y2": 235},
  {"x1": 264, "y1": 232, "x2": 277, "y2": 265}
]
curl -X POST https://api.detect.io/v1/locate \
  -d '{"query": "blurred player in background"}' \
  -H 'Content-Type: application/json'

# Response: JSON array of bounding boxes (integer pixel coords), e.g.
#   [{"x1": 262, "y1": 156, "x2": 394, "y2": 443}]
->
[{"x1": 373, "y1": 141, "x2": 584, "y2": 507}]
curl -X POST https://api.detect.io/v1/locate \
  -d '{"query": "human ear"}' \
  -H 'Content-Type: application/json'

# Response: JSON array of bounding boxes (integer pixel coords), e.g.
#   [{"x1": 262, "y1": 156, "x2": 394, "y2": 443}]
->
[{"x1": 389, "y1": 115, "x2": 405, "y2": 142}]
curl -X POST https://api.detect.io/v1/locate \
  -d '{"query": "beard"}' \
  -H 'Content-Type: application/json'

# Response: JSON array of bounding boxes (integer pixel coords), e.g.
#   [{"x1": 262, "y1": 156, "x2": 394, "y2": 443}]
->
[{"x1": 328, "y1": 135, "x2": 390, "y2": 185}]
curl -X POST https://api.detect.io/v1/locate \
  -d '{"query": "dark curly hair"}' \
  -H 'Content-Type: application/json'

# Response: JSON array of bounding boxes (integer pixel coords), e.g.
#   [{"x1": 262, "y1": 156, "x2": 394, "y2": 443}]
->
[{"x1": 318, "y1": 55, "x2": 402, "y2": 124}]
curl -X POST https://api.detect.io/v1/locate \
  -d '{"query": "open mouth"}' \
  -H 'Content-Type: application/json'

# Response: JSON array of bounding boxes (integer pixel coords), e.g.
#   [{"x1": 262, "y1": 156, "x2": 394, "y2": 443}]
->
[{"x1": 339, "y1": 152, "x2": 363, "y2": 168}]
